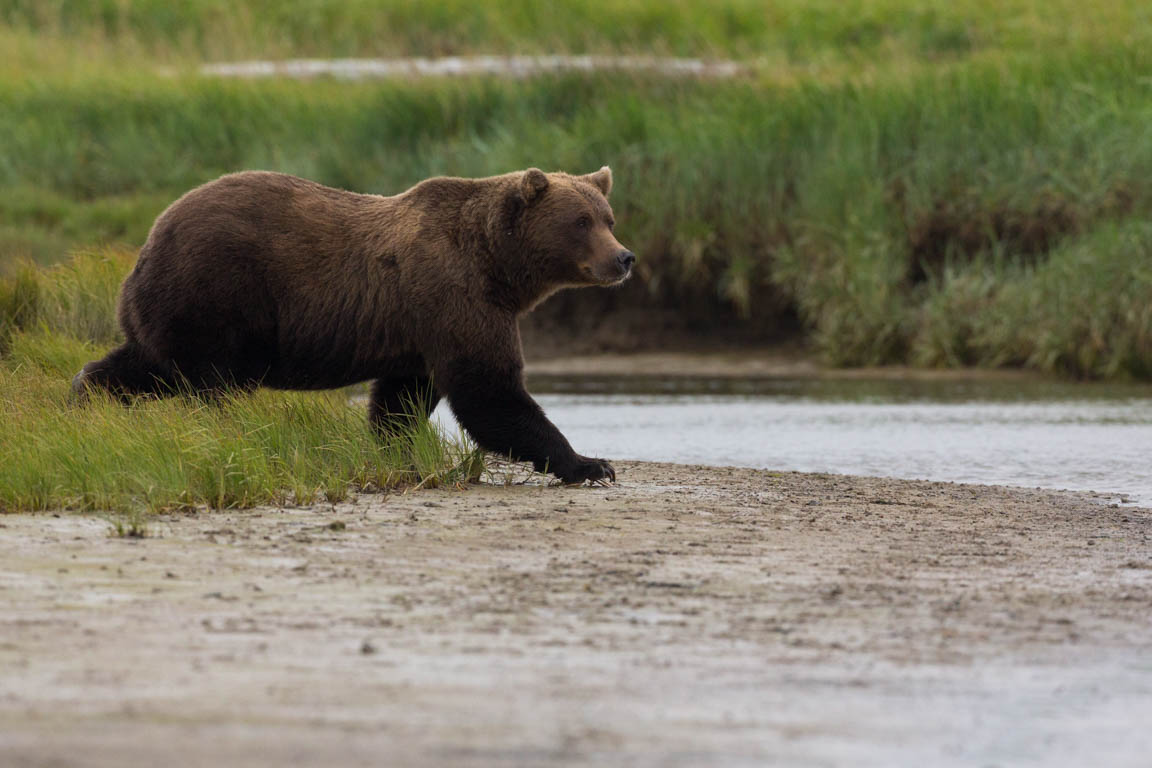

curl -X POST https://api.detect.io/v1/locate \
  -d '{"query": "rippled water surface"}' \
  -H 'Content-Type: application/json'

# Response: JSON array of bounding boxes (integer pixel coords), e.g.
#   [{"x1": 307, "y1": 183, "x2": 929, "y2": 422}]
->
[{"x1": 433, "y1": 376, "x2": 1152, "y2": 502}]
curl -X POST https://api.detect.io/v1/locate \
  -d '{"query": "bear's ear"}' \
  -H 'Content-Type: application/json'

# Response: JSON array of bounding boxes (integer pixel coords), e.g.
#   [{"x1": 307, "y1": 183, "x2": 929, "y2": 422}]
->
[
  {"x1": 581, "y1": 166, "x2": 613, "y2": 197},
  {"x1": 520, "y1": 168, "x2": 550, "y2": 204}
]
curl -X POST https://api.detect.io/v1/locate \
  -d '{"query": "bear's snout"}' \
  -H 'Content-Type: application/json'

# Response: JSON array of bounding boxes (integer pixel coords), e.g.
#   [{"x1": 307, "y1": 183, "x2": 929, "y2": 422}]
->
[{"x1": 617, "y1": 250, "x2": 636, "y2": 273}]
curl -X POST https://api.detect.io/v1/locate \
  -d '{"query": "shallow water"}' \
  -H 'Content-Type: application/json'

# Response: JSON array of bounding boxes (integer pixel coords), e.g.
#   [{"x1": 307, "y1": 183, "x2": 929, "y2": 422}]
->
[{"x1": 433, "y1": 376, "x2": 1152, "y2": 502}]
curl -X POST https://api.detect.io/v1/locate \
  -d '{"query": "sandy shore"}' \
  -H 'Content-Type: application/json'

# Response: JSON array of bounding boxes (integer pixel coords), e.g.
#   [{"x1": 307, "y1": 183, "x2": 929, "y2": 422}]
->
[{"x1": 2, "y1": 462, "x2": 1150, "y2": 767}]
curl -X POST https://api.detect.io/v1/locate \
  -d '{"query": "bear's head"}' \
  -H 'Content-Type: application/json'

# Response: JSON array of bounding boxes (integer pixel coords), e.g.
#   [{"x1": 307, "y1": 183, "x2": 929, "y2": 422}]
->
[{"x1": 500, "y1": 167, "x2": 635, "y2": 302}]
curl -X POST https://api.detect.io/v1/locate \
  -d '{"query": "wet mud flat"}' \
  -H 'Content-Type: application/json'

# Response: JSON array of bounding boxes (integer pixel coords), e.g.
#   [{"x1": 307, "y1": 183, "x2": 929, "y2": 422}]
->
[{"x1": 2, "y1": 462, "x2": 1150, "y2": 767}]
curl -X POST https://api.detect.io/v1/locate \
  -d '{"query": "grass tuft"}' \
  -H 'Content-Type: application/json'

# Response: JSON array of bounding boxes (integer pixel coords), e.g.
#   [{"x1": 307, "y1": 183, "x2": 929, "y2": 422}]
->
[
  {"x1": 0, "y1": 360, "x2": 480, "y2": 513},
  {"x1": 107, "y1": 509, "x2": 149, "y2": 538}
]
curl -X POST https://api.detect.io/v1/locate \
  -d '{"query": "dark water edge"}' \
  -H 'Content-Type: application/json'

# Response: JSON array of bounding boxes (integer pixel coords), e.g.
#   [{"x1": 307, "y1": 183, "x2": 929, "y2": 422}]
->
[{"x1": 526, "y1": 373, "x2": 1152, "y2": 402}]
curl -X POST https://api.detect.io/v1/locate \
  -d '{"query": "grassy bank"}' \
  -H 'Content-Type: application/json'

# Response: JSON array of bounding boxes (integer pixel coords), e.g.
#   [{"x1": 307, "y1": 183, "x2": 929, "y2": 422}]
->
[
  {"x1": 4, "y1": 0, "x2": 1147, "y2": 61},
  {"x1": 2, "y1": 2, "x2": 1151, "y2": 378},
  {"x1": 0, "y1": 250, "x2": 482, "y2": 513}
]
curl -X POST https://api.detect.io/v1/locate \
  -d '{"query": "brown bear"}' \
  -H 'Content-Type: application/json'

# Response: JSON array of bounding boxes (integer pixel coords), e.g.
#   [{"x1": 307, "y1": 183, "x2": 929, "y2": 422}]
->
[{"x1": 73, "y1": 168, "x2": 634, "y2": 485}]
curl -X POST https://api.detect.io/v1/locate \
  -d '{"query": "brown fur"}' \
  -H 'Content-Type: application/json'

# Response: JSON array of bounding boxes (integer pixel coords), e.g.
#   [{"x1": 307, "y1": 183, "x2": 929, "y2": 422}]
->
[{"x1": 74, "y1": 168, "x2": 633, "y2": 484}]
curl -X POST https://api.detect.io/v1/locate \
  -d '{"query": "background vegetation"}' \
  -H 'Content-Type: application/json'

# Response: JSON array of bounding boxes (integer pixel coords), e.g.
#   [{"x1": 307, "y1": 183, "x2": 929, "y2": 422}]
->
[
  {"x1": 3, "y1": 0, "x2": 1143, "y2": 61},
  {"x1": 2, "y1": 0, "x2": 1151, "y2": 385}
]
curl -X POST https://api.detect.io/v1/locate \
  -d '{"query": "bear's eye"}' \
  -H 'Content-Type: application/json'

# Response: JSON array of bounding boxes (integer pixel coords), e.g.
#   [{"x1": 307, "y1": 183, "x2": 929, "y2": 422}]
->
[
  {"x1": 576, "y1": 215, "x2": 591, "y2": 229},
  {"x1": 606, "y1": 217, "x2": 615, "y2": 231}
]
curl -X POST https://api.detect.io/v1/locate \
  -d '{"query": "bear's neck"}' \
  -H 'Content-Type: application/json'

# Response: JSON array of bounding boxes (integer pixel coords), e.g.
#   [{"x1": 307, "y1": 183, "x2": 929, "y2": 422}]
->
[
  {"x1": 481, "y1": 258, "x2": 557, "y2": 316},
  {"x1": 456, "y1": 189, "x2": 556, "y2": 316}
]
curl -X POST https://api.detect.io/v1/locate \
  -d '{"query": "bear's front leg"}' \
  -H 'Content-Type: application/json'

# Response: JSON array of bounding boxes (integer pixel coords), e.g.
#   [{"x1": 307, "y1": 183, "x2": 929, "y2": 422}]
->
[{"x1": 437, "y1": 358, "x2": 615, "y2": 484}]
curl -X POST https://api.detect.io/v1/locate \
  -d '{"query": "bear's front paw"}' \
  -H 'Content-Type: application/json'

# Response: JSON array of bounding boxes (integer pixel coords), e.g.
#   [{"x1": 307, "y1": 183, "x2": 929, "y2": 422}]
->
[{"x1": 556, "y1": 456, "x2": 616, "y2": 486}]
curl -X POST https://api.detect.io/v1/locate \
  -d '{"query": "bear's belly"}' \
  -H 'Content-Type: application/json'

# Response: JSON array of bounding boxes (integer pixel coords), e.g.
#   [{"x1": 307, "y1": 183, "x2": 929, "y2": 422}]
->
[{"x1": 262, "y1": 348, "x2": 426, "y2": 391}]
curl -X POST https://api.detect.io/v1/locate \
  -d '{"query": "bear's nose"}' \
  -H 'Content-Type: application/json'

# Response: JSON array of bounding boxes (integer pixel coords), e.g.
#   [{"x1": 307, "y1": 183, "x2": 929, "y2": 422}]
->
[{"x1": 617, "y1": 250, "x2": 636, "y2": 271}]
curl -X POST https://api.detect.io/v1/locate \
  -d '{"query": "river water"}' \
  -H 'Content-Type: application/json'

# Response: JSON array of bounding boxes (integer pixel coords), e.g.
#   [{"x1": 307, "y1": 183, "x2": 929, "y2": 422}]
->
[{"x1": 432, "y1": 375, "x2": 1152, "y2": 503}]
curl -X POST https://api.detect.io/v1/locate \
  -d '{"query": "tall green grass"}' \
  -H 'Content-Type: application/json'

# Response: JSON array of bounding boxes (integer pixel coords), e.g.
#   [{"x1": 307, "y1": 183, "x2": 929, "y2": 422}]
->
[
  {"x1": 2, "y1": 2, "x2": 1151, "y2": 378},
  {"x1": 4, "y1": 0, "x2": 1148, "y2": 62},
  {"x1": 0, "y1": 251, "x2": 483, "y2": 513},
  {"x1": 911, "y1": 221, "x2": 1152, "y2": 378}
]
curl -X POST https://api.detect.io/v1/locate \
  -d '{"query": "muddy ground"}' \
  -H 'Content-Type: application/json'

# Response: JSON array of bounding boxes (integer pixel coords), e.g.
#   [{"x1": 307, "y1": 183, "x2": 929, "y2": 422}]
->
[{"x1": 2, "y1": 462, "x2": 1150, "y2": 767}]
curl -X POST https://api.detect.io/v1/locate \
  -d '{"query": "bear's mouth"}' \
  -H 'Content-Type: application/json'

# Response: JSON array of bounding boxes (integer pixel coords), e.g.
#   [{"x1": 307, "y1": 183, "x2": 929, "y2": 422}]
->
[
  {"x1": 607, "y1": 268, "x2": 632, "y2": 286},
  {"x1": 581, "y1": 263, "x2": 632, "y2": 286}
]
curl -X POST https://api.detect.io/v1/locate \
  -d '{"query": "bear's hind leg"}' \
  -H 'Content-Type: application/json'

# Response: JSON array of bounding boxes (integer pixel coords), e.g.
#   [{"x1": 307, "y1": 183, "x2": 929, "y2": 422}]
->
[
  {"x1": 369, "y1": 376, "x2": 441, "y2": 438},
  {"x1": 72, "y1": 343, "x2": 174, "y2": 402}
]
